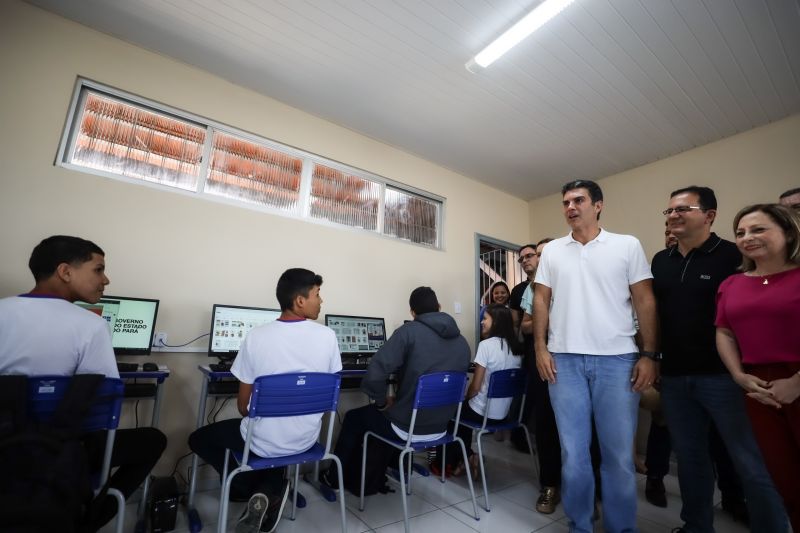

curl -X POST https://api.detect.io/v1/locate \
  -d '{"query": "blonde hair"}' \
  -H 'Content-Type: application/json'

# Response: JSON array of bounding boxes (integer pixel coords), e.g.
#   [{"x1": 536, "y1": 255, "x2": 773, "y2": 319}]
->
[{"x1": 733, "y1": 203, "x2": 800, "y2": 271}]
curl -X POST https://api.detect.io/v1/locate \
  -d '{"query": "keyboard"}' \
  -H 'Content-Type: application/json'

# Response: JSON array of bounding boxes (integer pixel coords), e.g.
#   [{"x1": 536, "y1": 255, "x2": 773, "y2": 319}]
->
[
  {"x1": 117, "y1": 362, "x2": 139, "y2": 373},
  {"x1": 209, "y1": 363, "x2": 232, "y2": 372}
]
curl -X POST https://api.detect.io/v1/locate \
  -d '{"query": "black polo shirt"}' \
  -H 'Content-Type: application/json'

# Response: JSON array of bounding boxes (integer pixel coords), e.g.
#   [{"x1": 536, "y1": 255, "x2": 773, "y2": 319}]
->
[
  {"x1": 651, "y1": 233, "x2": 741, "y2": 376},
  {"x1": 509, "y1": 279, "x2": 529, "y2": 312}
]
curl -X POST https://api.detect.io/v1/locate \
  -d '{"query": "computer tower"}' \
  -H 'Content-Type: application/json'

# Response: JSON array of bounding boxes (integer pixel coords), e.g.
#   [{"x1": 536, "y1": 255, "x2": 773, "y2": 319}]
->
[{"x1": 149, "y1": 476, "x2": 178, "y2": 532}]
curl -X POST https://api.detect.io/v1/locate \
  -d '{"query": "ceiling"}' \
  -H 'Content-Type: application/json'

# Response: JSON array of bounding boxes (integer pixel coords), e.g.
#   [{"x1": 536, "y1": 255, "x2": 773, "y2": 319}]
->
[{"x1": 26, "y1": 0, "x2": 800, "y2": 200}]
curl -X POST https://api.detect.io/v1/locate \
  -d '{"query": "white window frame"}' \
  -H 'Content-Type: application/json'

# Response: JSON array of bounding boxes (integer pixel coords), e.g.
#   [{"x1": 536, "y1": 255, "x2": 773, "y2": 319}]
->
[{"x1": 55, "y1": 77, "x2": 445, "y2": 250}]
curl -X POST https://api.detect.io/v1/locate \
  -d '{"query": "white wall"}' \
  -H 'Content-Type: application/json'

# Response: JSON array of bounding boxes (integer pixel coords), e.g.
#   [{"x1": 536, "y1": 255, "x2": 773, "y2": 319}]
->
[
  {"x1": 0, "y1": 1, "x2": 529, "y2": 475},
  {"x1": 529, "y1": 113, "x2": 800, "y2": 256}
]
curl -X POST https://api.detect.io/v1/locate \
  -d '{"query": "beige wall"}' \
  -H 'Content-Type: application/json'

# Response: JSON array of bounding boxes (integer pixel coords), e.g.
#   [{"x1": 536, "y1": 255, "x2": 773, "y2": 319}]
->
[
  {"x1": 529, "y1": 113, "x2": 800, "y2": 258},
  {"x1": 0, "y1": 1, "x2": 529, "y2": 475}
]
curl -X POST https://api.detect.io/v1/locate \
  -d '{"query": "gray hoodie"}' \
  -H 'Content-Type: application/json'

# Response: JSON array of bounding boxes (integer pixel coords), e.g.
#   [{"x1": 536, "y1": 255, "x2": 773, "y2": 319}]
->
[{"x1": 361, "y1": 311, "x2": 471, "y2": 434}]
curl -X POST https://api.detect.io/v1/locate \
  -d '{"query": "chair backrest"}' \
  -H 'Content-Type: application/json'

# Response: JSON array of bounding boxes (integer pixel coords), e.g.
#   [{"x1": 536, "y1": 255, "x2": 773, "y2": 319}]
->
[
  {"x1": 240, "y1": 373, "x2": 341, "y2": 463},
  {"x1": 484, "y1": 368, "x2": 528, "y2": 427},
  {"x1": 486, "y1": 368, "x2": 527, "y2": 400},
  {"x1": 249, "y1": 372, "x2": 341, "y2": 418},
  {"x1": 27, "y1": 375, "x2": 124, "y2": 432},
  {"x1": 406, "y1": 372, "x2": 468, "y2": 445}
]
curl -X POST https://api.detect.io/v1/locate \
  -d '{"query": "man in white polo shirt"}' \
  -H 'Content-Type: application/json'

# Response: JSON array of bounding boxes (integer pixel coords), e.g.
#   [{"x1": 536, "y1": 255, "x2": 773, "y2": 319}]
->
[{"x1": 533, "y1": 180, "x2": 658, "y2": 533}]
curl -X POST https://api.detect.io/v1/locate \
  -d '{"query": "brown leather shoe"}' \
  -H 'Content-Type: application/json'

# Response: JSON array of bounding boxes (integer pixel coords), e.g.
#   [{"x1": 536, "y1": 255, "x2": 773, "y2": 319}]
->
[{"x1": 536, "y1": 486, "x2": 560, "y2": 514}]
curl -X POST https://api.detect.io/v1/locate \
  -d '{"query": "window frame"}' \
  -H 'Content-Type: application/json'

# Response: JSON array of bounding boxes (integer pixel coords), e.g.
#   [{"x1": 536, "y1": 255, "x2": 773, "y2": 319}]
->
[{"x1": 56, "y1": 77, "x2": 445, "y2": 250}]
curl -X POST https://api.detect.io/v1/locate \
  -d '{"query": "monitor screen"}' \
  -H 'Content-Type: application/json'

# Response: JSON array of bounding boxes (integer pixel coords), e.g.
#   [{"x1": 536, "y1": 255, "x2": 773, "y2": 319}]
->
[
  {"x1": 208, "y1": 304, "x2": 281, "y2": 358},
  {"x1": 76, "y1": 295, "x2": 159, "y2": 355},
  {"x1": 325, "y1": 314, "x2": 386, "y2": 355}
]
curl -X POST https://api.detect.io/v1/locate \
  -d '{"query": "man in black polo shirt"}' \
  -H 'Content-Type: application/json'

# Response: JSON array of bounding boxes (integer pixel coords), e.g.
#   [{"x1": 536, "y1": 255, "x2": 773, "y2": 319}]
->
[{"x1": 652, "y1": 186, "x2": 787, "y2": 533}]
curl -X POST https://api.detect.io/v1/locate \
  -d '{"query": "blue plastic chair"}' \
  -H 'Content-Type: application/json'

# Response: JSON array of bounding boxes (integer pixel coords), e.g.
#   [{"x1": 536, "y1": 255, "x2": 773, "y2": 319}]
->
[
  {"x1": 456, "y1": 367, "x2": 537, "y2": 511},
  {"x1": 359, "y1": 371, "x2": 480, "y2": 533},
  {"x1": 27, "y1": 375, "x2": 126, "y2": 533},
  {"x1": 218, "y1": 372, "x2": 346, "y2": 533}
]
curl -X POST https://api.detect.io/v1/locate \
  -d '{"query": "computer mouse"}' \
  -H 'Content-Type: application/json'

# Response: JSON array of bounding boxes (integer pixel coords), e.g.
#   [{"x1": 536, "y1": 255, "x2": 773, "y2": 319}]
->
[{"x1": 142, "y1": 362, "x2": 159, "y2": 372}]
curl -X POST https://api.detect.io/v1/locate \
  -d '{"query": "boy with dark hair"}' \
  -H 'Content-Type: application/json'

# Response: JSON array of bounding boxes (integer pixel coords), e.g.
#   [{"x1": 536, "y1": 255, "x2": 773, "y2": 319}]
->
[
  {"x1": 189, "y1": 268, "x2": 341, "y2": 533},
  {"x1": 321, "y1": 286, "x2": 471, "y2": 491},
  {"x1": 0, "y1": 235, "x2": 167, "y2": 532}
]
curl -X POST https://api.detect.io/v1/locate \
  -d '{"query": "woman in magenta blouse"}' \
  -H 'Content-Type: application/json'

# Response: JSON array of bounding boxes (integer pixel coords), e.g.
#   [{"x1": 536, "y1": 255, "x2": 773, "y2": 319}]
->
[{"x1": 716, "y1": 203, "x2": 800, "y2": 531}]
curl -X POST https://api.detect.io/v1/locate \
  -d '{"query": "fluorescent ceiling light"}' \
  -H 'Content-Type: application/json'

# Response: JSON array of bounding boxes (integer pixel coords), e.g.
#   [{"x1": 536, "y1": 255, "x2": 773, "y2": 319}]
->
[{"x1": 466, "y1": 0, "x2": 575, "y2": 72}]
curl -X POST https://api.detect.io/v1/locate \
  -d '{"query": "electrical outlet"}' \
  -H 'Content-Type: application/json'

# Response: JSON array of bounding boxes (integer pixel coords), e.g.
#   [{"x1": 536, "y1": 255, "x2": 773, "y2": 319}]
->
[{"x1": 153, "y1": 332, "x2": 167, "y2": 347}]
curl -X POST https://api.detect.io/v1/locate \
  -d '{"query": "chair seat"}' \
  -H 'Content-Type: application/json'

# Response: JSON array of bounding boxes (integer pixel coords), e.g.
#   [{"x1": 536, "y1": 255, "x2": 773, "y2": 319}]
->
[
  {"x1": 372, "y1": 431, "x2": 455, "y2": 452},
  {"x1": 459, "y1": 418, "x2": 518, "y2": 432},
  {"x1": 233, "y1": 442, "x2": 326, "y2": 470}
]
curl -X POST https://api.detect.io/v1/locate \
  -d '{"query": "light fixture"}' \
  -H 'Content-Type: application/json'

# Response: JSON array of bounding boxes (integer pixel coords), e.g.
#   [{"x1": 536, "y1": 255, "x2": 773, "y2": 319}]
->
[{"x1": 466, "y1": 0, "x2": 575, "y2": 72}]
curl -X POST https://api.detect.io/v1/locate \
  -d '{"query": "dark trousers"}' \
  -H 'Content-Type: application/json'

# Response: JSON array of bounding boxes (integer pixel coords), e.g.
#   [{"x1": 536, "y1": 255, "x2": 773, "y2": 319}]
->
[
  {"x1": 86, "y1": 427, "x2": 167, "y2": 531},
  {"x1": 645, "y1": 415, "x2": 743, "y2": 500},
  {"x1": 332, "y1": 404, "x2": 398, "y2": 475},
  {"x1": 531, "y1": 374, "x2": 563, "y2": 488},
  {"x1": 744, "y1": 362, "x2": 800, "y2": 533},
  {"x1": 188, "y1": 418, "x2": 286, "y2": 501}
]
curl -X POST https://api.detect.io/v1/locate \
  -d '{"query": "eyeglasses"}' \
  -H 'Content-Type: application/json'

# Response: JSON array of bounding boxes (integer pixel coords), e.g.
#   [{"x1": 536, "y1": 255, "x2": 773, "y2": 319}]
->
[
  {"x1": 517, "y1": 252, "x2": 537, "y2": 263},
  {"x1": 662, "y1": 206, "x2": 705, "y2": 216}
]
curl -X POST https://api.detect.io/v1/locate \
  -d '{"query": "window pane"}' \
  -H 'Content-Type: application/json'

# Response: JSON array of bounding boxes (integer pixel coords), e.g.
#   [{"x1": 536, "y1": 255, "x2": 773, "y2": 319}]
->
[
  {"x1": 384, "y1": 188, "x2": 440, "y2": 247},
  {"x1": 309, "y1": 164, "x2": 380, "y2": 230},
  {"x1": 70, "y1": 91, "x2": 205, "y2": 190},
  {"x1": 205, "y1": 132, "x2": 302, "y2": 212}
]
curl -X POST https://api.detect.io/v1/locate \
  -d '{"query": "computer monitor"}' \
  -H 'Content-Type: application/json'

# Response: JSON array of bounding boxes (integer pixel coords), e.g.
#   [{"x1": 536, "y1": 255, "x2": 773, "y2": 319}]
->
[
  {"x1": 208, "y1": 304, "x2": 282, "y2": 362},
  {"x1": 325, "y1": 314, "x2": 386, "y2": 356},
  {"x1": 76, "y1": 295, "x2": 160, "y2": 355}
]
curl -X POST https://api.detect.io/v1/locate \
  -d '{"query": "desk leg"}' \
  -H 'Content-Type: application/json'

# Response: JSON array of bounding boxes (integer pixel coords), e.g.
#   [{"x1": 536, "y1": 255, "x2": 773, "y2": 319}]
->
[
  {"x1": 187, "y1": 376, "x2": 210, "y2": 533},
  {"x1": 135, "y1": 378, "x2": 167, "y2": 532}
]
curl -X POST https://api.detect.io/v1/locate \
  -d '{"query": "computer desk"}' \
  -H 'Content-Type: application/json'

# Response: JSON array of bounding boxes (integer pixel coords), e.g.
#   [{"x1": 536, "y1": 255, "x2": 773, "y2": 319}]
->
[
  {"x1": 186, "y1": 366, "x2": 367, "y2": 533},
  {"x1": 119, "y1": 366, "x2": 171, "y2": 533}
]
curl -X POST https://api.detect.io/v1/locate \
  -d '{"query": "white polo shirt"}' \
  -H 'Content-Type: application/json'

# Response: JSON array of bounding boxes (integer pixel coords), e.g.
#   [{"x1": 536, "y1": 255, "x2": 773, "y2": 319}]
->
[{"x1": 534, "y1": 229, "x2": 652, "y2": 355}]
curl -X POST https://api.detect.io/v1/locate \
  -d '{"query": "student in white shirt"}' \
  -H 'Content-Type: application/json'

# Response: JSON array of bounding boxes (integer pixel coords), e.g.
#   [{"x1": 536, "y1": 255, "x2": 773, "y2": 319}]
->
[
  {"x1": 443, "y1": 304, "x2": 522, "y2": 478},
  {"x1": 188, "y1": 268, "x2": 340, "y2": 533}
]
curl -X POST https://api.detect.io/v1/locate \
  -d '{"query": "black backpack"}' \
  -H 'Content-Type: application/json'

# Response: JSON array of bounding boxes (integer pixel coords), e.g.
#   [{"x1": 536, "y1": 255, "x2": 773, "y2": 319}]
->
[{"x1": 0, "y1": 374, "x2": 106, "y2": 533}]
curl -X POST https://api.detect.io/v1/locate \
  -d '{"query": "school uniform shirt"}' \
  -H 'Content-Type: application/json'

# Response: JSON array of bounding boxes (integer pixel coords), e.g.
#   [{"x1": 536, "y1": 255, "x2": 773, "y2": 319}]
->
[
  {"x1": 468, "y1": 337, "x2": 522, "y2": 420},
  {"x1": 231, "y1": 318, "x2": 341, "y2": 458},
  {"x1": 0, "y1": 295, "x2": 119, "y2": 377}
]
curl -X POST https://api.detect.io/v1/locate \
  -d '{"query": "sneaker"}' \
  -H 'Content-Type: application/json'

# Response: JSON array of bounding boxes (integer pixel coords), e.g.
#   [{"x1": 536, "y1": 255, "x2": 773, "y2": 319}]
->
[
  {"x1": 318, "y1": 466, "x2": 339, "y2": 491},
  {"x1": 535, "y1": 486, "x2": 560, "y2": 514},
  {"x1": 260, "y1": 480, "x2": 291, "y2": 533},
  {"x1": 645, "y1": 477, "x2": 667, "y2": 508},
  {"x1": 236, "y1": 493, "x2": 269, "y2": 533}
]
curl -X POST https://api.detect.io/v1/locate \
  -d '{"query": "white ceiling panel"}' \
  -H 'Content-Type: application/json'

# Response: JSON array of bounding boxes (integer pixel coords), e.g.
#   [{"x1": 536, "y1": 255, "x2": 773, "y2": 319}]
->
[{"x1": 22, "y1": 0, "x2": 800, "y2": 199}]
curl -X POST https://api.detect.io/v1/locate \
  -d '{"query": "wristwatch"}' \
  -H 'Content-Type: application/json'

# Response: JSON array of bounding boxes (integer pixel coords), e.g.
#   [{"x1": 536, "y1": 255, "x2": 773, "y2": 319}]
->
[{"x1": 639, "y1": 351, "x2": 662, "y2": 361}]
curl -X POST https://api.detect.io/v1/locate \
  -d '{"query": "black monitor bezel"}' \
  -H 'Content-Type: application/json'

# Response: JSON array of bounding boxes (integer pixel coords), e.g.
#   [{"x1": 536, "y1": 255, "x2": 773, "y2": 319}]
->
[
  {"x1": 324, "y1": 313, "x2": 387, "y2": 356},
  {"x1": 207, "y1": 303, "x2": 282, "y2": 360},
  {"x1": 91, "y1": 295, "x2": 160, "y2": 356}
]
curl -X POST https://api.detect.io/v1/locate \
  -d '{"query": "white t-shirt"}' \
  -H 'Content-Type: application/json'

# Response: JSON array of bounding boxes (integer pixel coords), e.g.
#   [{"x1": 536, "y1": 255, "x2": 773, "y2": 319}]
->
[
  {"x1": 534, "y1": 229, "x2": 652, "y2": 355},
  {"x1": 0, "y1": 295, "x2": 119, "y2": 377},
  {"x1": 468, "y1": 337, "x2": 522, "y2": 420},
  {"x1": 231, "y1": 319, "x2": 342, "y2": 458}
]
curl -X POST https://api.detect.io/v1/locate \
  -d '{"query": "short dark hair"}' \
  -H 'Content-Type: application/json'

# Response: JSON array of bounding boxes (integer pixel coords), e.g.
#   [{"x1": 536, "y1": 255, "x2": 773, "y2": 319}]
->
[
  {"x1": 275, "y1": 268, "x2": 323, "y2": 311},
  {"x1": 517, "y1": 244, "x2": 537, "y2": 254},
  {"x1": 28, "y1": 235, "x2": 104, "y2": 282},
  {"x1": 562, "y1": 179, "x2": 603, "y2": 203},
  {"x1": 670, "y1": 186, "x2": 717, "y2": 210},
  {"x1": 409, "y1": 286, "x2": 439, "y2": 315},
  {"x1": 536, "y1": 237, "x2": 554, "y2": 247},
  {"x1": 780, "y1": 187, "x2": 800, "y2": 199}
]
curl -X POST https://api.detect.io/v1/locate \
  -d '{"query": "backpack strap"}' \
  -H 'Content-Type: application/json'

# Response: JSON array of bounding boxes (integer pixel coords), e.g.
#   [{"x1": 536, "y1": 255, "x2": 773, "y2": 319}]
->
[{"x1": 0, "y1": 375, "x2": 28, "y2": 438}]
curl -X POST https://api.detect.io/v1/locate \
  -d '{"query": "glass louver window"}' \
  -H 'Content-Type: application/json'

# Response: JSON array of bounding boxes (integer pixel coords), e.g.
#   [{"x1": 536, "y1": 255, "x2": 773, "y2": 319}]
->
[
  {"x1": 384, "y1": 187, "x2": 440, "y2": 247},
  {"x1": 309, "y1": 163, "x2": 380, "y2": 230},
  {"x1": 69, "y1": 92, "x2": 205, "y2": 190},
  {"x1": 205, "y1": 132, "x2": 302, "y2": 212}
]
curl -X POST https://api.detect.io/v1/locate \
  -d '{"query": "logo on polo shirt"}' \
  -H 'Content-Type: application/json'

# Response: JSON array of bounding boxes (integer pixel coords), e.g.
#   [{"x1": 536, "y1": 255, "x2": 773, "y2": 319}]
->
[{"x1": 700, "y1": 274, "x2": 711, "y2": 280}]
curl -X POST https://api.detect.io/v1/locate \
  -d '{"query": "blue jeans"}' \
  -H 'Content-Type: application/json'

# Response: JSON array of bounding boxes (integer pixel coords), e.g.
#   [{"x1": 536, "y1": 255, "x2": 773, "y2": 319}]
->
[
  {"x1": 660, "y1": 374, "x2": 788, "y2": 533},
  {"x1": 549, "y1": 353, "x2": 640, "y2": 533}
]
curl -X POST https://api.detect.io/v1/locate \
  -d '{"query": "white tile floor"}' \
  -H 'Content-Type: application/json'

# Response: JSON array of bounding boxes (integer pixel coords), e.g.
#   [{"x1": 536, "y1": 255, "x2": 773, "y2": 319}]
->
[{"x1": 102, "y1": 438, "x2": 749, "y2": 533}]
